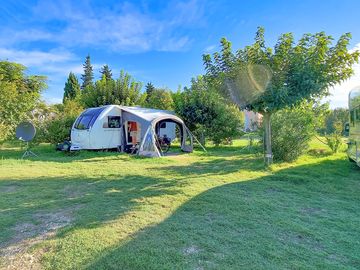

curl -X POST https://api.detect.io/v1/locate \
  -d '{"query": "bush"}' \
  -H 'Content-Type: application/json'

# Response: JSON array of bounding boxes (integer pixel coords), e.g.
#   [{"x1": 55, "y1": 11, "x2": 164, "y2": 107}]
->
[
  {"x1": 42, "y1": 117, "x2": 77, "y2": 144},
  {"x1": 319, "y1": 108, "x2": 348, "y2": 135},
  {"x1": 36, "y1": 100, "x2": 83, "y2": 144},
  {"x1": 324, "y1": 121, "x2": 343, "y2": 153},
  {"x1": 269, "y1": 103, "x2": 322, "y2": 162},
  {"x1": 209, "y1": 104, "x2": 244, "y2": 146}
]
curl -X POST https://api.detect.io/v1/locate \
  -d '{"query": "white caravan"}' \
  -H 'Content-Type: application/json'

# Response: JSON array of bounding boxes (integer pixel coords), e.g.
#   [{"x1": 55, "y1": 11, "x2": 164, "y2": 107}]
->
[
  {"x1": 70, "y1": 105, "x2": 193, "y2": 157},
  {"x1": 347, "y1": 87, "x2": 360, "y2": 167}
]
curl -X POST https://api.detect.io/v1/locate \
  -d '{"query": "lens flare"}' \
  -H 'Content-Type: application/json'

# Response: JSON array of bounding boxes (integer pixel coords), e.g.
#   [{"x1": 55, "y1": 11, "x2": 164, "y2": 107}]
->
[{"x1": 224, "y1": 64, "x2": 272, "y2": 107}]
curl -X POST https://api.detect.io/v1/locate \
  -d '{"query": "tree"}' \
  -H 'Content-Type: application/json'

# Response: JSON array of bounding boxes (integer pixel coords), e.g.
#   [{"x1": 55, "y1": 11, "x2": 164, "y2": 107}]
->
[
  {"x1": 81, "y1": 70, "x2": 145, "y2": 107},
  {"x1": 146, "y1": 88, "x2": 174, "y2": 110},
  {"x1": 100, "y1": 64, "x2": 112, "y2": 81},
  {"x1": 0, "y1": 61, "x2": 46, "y2": 141},
  {"x1": 203, "y1": 27, "x2": 359, "y2": 165},
  {"x1": 63, "y1": 72, "x2": 81, "y2": 102},
  {"x1": 323, "y1": 108, "x2": 349, "y2": 135},
  {"x1": 174, "y1": 76, "x2": 244, "y2": 145},
  {"x1": 81, "y1": 54, "x2": 94, "y2": 89},
  {"x1": 145, "y1": 82, "x2": 155, "y2": 102}
]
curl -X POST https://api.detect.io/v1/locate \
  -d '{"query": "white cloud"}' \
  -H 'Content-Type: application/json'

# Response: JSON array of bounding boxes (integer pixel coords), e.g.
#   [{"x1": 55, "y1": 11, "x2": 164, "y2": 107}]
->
[
  {"x1": 327, "y1": 43, "x2": 360, "y2": 108},
  {"x1": 0, "y1": 47, "x2": 75, "y2": 66},
  {"x1": 4, "y1": 0, "x2": 204, "y2": 53},
  {"x1": 204, "y1": 44, "x2": 216, "y2": 53},
  {"x1": 0, "y1": 29, "x2": 53, "y2": 47},
  {"x1": 0, "y1": 47, "x2": 107, "y2": 77}
]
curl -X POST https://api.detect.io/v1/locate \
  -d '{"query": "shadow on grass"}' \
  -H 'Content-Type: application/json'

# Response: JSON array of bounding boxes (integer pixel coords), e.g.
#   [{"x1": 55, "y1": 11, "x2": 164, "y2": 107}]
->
[
  {"x1": 86, "y1": 159, "x2": 360, "y2": 269},
  {"x1": 0, "y1": 173, "x2": 180, "y2": 250},
  {"x1": 0, "y1": 143, "x2": 150, "y2": 163},
  {"x1": 0, "y1": 140, "x2": 261, "y2": 164},
  {"x1": 155, "y1": 155, "x2": 265, "y2": 177}
]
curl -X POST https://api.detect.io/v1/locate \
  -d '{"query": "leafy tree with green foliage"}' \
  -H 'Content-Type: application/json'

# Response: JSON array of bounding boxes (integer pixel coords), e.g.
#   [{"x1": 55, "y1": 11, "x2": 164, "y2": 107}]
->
[
  {"x1": 0, "y1": 61, "x2": 46, "y2": 141},
  {"x1": 174, "y1": 76, "x2": 244, "y2": 145},
  {"x1": 82, "y1": 70, "x2": 145, "y2": 107},
  {"x1": 100, "y1": 64, "x2": 113, "y2": 81},
  {"x1": 81, "y1": 54, "x2": 94, "y2": 89},
  {"x1": 63, "y1": 72, "x2": 81, "y2": 102},
  {"x1": 203, "y1": 27, "x2": 359, "y2": 164},
  {"x1": 145, "y1": 82, "x2": 155, "y2": 102},
  {"x1": 321, "y1": 108, "x2": 349, "y2": 135},
  {"x1": 146, "y1": 88, "x2": 174, "y2": 110},
  {"x1": 0, "y1": 122, "x2": 10, "y2": 144}
]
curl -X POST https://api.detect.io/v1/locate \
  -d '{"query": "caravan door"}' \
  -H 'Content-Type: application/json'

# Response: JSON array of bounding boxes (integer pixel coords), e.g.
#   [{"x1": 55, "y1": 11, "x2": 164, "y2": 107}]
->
[
  {"x1": 124, "y1": 121, "x2": 141, "y2": 145},
  {"x1": 71, "y1": 114, "x2": 93, "y2": 149}
]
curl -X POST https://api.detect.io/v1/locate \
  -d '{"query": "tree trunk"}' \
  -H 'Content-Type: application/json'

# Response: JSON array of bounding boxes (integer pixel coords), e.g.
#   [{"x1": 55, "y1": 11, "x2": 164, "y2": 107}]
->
[{"x1": 263, "y1": 112, "x2": 273, "y2": 166}]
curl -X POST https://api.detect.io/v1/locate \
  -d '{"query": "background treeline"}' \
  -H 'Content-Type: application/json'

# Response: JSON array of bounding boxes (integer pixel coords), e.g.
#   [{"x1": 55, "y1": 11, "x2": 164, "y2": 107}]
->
[
  {"x1": 58, "y1": 55, "x2": 245, "y2": 146},
  {"x1": 0, "y1": 35, "x2": 353, "y2": 162},
  {"x1": 0, "y1": 55, "x2": 245, "y2": 147}
]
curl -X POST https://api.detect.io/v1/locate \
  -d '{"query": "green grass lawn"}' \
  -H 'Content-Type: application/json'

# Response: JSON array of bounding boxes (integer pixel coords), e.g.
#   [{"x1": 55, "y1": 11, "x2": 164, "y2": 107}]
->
[{"x1": 0, "y1": 139, "x2": 359, "y2": 269}]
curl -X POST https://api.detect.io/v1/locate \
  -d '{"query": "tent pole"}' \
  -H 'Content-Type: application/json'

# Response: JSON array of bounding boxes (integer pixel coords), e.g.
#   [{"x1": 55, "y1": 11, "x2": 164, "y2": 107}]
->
[{"x1": 185, "y1": 127, "x2": 207, "y2": 152}]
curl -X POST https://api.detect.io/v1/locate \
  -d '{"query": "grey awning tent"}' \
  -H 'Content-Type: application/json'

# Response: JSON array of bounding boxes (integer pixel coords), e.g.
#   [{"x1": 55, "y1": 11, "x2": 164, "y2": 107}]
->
[{"x1": 121, "y1": 106, "x2": 193, "y2": 157}]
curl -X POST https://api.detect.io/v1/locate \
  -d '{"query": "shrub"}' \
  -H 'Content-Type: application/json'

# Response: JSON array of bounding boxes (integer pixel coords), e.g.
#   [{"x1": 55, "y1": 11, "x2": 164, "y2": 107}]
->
[
  {"x1": 209, "y1": 104, "x2": 244, "y2": 146},
  {"x1": 324, "y1": 121, "x2": 343, "y2": 153},
  {"x1": 319, "y1": 108, "x2": 349, "y2": 135},
  {"x1": 42, "y1": 117, "x2": 77, "y2": 144},
  {"x1": 36, "y1": 100, "x2": 83, "y2": 144},
  {"x1": 269, "y1": 103, "x2": 323, "y2": 162}
]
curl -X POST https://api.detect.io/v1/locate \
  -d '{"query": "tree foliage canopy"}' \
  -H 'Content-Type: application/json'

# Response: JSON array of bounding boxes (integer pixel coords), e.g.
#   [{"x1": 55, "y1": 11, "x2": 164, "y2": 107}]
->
[
  {"x1": 203, "y1": 27, "x2": 359, "y2": 113},
  {"x1": 63, "y1": 72, "x2": 81, "y2": 102},
  {"x1": 81, "y1": 70, "x2": 145, "y2": 107},
  {"x1": 145, "y1": 87, "x2": 174, "y2": 110},
  {"x1": 0, "y1": 61, "x2": 46, "y2": 140},
  {"x1": 174, "y1": 76, "x2": 244, "y2": 145},
  {"x1": 322, "y1": 108, "x2": 349, "y2": 135},
  {"x1": 203, "y1": 27, "x2": 359, "y2": 164}
]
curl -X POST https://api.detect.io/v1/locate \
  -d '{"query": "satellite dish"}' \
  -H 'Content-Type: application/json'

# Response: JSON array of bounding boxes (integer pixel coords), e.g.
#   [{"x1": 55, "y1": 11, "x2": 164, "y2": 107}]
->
[
  {"x1": 15, "y1": 121, "x2": 38, "y2": 158},
  {"x1": 16, "y1": 121, "x2": 36, "y2": 141}
]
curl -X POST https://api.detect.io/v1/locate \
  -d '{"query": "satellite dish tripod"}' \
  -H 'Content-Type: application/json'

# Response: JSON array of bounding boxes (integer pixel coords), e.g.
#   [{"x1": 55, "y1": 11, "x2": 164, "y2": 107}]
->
[
  {"x1": 21, "y1": 141, "x2": 38, "y2": 159},
  {"x1": 15, "y1": 121, "x2": 38, "y2": 159}
]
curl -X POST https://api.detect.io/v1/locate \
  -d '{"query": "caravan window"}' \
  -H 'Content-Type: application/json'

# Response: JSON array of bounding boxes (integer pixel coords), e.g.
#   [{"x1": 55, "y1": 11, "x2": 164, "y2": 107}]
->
[
  {"x1": 356, "y1": 107, "x2": 360, "y2": 124},
  {"x1": 74, "y1": 107, "x2": 105, "y2": 130},
  {"x1": 108, "y1": 116, "x2": 121, "y2": 128},
  {"x1": 75, "y1": 115, "x2": 93, "y2": 130},
  {"x1": 350, "y1": 109, "x2": 355, "y2": 126}
]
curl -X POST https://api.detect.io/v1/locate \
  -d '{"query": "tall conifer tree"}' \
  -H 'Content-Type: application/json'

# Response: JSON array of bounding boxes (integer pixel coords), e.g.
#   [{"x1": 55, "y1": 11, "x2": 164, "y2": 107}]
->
[
  {"x1": 100, "y1": 64, "x2": 112, "y2": 80},
  {"x1": 63, "y1": 72, "x2": 81, "y2": 102},
  {"x1": 81, "y1": 54, "x2": 94, "y2": 89},
  {"x1": 145, "y1": 82, "x2": 155, "y2": 102}
]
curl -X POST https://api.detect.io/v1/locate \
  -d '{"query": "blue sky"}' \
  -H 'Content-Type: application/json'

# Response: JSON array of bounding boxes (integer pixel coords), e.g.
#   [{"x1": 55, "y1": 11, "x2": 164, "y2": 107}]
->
[{"x1": 1, "y1": 0, "x2": 359, "y2": 108}]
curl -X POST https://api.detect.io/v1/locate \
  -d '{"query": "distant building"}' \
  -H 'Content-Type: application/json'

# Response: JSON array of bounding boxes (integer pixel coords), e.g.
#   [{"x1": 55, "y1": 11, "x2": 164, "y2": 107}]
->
[{"x1": 244, "y1": 111, "x2": 262, "y2": 131}]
